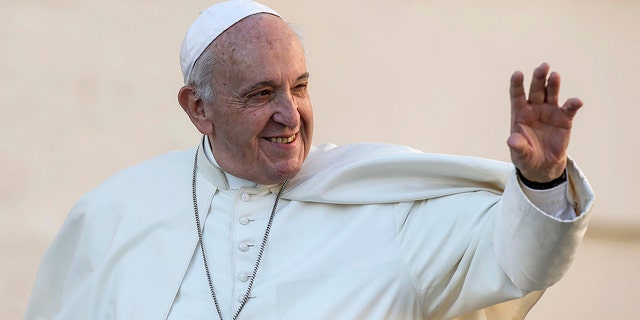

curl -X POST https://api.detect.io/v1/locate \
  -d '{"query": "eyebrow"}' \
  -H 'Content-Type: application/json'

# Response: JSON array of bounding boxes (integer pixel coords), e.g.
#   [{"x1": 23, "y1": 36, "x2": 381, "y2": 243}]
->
[{"x1": 297, "y1": 72, "x2": 310, "y2": 82}]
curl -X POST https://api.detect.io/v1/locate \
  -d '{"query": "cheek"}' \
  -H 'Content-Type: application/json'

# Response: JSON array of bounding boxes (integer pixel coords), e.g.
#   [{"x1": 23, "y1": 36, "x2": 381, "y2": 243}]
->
[
  {"x1": 300, "y1": 102, "x2": 314, "y2": 129},
  {"x1": 211, "y1": 112, "x2": 246, "y2": 145},
  {"x1": 226, "y1": 112, "x2": 270, "y2": 144}
]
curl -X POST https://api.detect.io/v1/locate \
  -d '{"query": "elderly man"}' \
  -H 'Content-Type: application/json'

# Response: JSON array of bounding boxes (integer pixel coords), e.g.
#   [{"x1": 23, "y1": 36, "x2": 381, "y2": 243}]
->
[{"x1": 25, "y1": 1, "x2": 594, "y2": 319}]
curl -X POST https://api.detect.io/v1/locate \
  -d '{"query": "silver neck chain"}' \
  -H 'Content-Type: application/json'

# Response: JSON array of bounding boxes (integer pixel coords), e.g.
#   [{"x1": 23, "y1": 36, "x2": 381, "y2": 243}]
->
[{"x1": 191, "y1": 147, "x2": 288, "y2": 320}]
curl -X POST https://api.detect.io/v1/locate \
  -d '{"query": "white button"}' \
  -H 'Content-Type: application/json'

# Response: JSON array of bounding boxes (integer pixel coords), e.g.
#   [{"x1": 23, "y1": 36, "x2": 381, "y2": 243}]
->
[
  {"x1": 241, "y1": 192, "x2": 251, "y2": 201},
  {"x1": 238, "y1": 272, "x2": 250, "y2": 282},
  {"x1": 237, "y1": 294, "x2": 254, "y2": 303},
  {"x1": 238, "y1": 241, "x2": 254, "y2": 252},
  {"x1": 239, "y1": 216, "x2": 250, "y2": 225}
]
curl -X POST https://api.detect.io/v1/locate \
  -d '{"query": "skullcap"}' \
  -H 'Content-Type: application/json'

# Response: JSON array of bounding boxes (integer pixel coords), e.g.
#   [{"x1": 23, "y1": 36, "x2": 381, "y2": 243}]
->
[{"x1": 179, "y1": 0, "x2": 281, "y2": 83}]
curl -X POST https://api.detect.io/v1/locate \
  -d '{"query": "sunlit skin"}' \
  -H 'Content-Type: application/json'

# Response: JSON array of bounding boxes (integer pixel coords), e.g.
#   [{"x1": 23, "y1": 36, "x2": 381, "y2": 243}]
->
[
  {"x1": 508, "y1": 62, "x2": 583, "y2": 183},
  {"x1": 179, "y1": 14, "x2": 313, "y2": 185}
]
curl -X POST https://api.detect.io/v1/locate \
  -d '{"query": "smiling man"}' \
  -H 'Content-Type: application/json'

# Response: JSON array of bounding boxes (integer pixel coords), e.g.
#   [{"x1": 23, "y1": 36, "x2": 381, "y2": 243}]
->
[
  {"x1": 26, "y1": 1, "x2": 594, "y2": 320},
  {"x1": 178, "y1": 12, "x2": 313, "y2": 185}
]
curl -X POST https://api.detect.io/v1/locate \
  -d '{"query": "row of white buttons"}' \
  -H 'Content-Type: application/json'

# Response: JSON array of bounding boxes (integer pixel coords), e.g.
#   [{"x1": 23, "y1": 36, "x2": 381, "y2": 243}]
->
[{"x1": 239, "y1": 190, "x2": 255, "y2": 301}]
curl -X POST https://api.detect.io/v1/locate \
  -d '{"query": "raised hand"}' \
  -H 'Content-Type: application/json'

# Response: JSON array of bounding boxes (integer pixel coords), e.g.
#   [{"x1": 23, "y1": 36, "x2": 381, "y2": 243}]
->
[{"x1": 507, "y1": 63, "x2": 583, "y2": 182}]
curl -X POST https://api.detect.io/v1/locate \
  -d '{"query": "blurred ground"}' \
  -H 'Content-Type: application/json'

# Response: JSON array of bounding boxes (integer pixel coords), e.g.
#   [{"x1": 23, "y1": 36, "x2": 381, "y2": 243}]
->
[{"x1": 2, "y1": 0, "x2": 638, "y2": 319}]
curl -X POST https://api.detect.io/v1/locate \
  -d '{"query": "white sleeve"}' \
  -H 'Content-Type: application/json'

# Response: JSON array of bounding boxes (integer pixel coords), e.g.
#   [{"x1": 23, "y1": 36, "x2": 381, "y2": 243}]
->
[
  {"x1": 519, "y1": 181, "x2": 576, "y2": 221},
  {"x1": 494, "y1": 157, "x2": 595, "y2": 292},
  {"x1": 395, "y1": 157, "x2": 595, "y2": 319}
]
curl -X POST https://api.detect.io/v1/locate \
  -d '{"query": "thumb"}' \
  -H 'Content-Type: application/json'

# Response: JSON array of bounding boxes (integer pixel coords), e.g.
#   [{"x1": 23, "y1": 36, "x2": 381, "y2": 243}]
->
[{"x1": 507, "y1": 132, "x2": 528, "y2": 158}]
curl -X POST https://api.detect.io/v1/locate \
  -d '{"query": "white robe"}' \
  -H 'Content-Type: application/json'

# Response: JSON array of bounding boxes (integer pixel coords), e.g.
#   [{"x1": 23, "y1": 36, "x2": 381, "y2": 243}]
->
[{"x1": 25, "y1": 141, "x2": 594, "y2": 320}]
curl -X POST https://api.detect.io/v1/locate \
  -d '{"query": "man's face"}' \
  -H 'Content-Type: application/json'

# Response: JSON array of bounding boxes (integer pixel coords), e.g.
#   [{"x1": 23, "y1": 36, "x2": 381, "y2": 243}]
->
[{"x1": 201, "y1": 14, "x2": 313, "y2": 185}]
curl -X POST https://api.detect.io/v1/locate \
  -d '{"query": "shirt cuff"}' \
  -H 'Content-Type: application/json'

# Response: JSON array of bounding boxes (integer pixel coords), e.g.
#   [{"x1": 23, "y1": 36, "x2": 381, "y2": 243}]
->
[{"x1": 518, "y1": 180, "x2": 576, "y2": 221}]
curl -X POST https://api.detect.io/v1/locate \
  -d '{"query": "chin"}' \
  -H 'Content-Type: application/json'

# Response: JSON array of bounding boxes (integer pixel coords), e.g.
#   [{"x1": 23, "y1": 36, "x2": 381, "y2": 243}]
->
[{"x1": 270, "y1": 162, "x2": 302, "y2": 182}]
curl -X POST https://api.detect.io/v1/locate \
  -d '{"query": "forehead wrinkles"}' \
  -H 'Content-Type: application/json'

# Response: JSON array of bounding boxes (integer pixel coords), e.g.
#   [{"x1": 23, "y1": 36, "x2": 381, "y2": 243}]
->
[{"x1": 212, "y1": 14, "x2": 296, "y2": 67}]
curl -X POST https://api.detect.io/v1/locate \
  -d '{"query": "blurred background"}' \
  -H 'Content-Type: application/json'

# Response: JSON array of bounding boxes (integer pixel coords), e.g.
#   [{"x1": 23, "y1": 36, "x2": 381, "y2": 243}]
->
[{"x1": 2, "y1": 0, "x2": 638, "y2": 318}]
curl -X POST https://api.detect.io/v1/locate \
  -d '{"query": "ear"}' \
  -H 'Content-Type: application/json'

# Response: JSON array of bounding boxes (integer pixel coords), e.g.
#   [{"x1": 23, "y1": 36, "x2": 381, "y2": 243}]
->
[{"x1": 178, "y1": 85, "x2": 213, "y2": 135}]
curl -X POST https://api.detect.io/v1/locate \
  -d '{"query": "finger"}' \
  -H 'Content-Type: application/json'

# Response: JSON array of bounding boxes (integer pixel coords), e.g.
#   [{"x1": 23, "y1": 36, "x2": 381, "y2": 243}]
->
[
  {"x1": 546, "y1": 71, "x2": 561, "y2": 106},
  {"x1": 528, "y1": 62, "x2": 550, "y2": 105},
  {"x1": 510, "y1": 71, "x2": 526, "y2": 110},
  {"x1": 561, "y1": 97, "x2": 583, "y2": 118}
]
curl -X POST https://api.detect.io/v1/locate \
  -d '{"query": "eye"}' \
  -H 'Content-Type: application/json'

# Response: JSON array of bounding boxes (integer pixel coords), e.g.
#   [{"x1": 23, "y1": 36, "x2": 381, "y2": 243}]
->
[
  {"x1": 250, "y1": 89, "x2": 271, "y2": 97},
  {"x1": 292, "y1": 82, "x2": 308, "y2": 95},
  {"x1": 247, "y1": 89, "x2": 274, "y2": 100}
]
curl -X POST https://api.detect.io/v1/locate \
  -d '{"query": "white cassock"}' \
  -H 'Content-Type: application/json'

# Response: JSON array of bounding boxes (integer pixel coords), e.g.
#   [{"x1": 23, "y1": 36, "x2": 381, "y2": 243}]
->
[{"x1": 25, "y1": 137, "x2": 594, "y2": 320}]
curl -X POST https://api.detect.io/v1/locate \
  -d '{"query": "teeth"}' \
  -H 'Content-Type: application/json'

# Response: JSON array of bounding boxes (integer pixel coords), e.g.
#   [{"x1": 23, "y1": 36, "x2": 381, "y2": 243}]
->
[{"x1": 269, "y1": 134, "x2": 296, "y2": 144}]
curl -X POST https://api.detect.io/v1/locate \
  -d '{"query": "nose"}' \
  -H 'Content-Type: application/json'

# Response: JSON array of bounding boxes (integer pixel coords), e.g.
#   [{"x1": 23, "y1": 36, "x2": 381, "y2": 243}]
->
[{"x1": 272, "y1": 92, "x2": 300, "y2": 129}]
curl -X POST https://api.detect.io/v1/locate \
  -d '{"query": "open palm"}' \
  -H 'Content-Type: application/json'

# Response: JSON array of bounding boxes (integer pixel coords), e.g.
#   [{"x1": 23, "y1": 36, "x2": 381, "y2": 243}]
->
[{"x1": 507, "y1": 63, "x2": 583, "y2": 182}]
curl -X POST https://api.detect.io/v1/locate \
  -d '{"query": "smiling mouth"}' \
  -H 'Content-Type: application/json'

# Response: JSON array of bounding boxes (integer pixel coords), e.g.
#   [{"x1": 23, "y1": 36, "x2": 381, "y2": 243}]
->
[{"x1": 268, "y1": 134, "x2": 296, "y2": 144}]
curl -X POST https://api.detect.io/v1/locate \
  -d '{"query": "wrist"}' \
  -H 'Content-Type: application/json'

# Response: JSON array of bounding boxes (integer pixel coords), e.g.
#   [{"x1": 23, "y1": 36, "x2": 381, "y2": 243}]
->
[{"x1": 516, "y1": 167, "x2": 567, "y2": 190}]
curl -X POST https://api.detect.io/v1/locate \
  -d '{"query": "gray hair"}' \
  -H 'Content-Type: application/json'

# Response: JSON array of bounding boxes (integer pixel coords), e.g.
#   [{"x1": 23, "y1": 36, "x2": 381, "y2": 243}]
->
[
  {"x1": 185, "y1": 23, "x2": 305, "y2": 104},
  {"x1": 186, "y1": 44, "x2": 217, "y2": 103}
]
